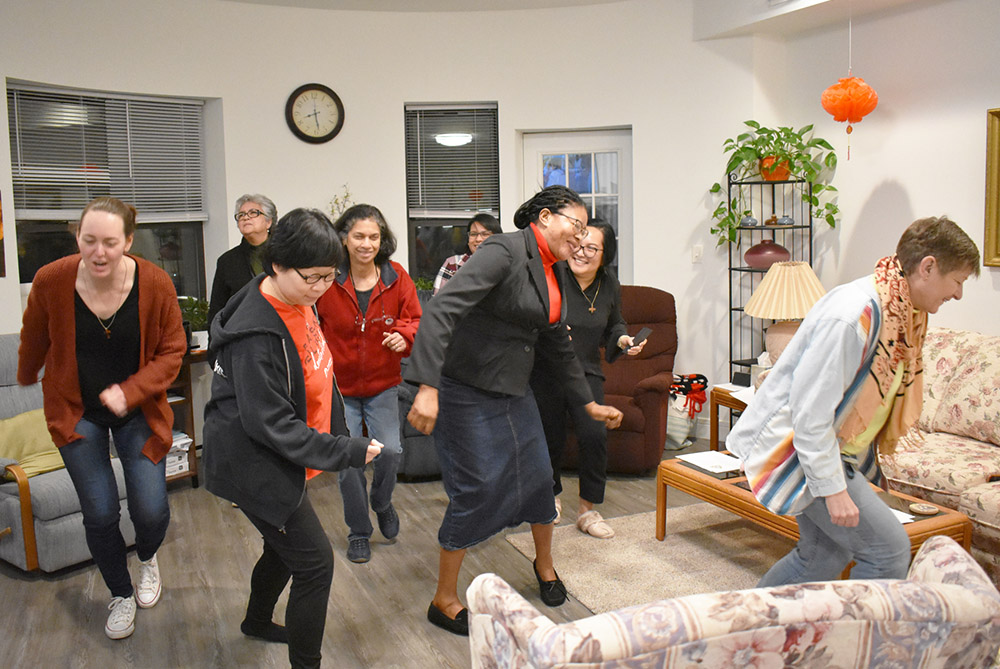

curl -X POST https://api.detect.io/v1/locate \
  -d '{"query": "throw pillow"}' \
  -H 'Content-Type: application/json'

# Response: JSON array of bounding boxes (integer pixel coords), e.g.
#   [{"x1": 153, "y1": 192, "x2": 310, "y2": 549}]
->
[{"x1": 0, "y1": 408, "x2": 64, "y2": 479}]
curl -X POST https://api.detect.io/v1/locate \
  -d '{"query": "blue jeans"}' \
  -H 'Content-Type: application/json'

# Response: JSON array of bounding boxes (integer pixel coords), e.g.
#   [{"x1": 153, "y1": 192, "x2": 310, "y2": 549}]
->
[
  {"x1": 59, "y1": 413, "x2": 170, "y2": 598},
  {"x1": 757, "y1": 461, "x2": 910, "y2": 587},
  {"x1": 338, "y1": 387, "x2": 403, "y2": 540}
]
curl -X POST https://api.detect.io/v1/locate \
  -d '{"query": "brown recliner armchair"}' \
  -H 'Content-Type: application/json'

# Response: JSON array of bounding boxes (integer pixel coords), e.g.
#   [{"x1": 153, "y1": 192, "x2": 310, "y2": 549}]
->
[{"x1": 564, "y1": 285, "x2": 677, "y2": 474}]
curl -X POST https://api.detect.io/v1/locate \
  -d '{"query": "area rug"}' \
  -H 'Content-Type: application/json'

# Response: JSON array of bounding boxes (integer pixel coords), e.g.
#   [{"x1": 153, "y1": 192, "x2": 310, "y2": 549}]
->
[{"x1": 505, "y1": 503, "x2": 795, "y2": 614}]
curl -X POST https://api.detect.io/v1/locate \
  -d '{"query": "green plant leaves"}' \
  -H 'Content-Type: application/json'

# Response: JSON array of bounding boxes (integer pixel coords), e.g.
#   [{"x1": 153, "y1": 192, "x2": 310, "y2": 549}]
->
[{"x1": 708, "y1": 120, "x2": 840, "y2": 245}]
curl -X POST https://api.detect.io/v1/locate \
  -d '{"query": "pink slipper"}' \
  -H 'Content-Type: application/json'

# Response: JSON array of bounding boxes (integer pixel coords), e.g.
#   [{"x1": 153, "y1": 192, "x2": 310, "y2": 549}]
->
[{"x1": 576, "y1": 510, "x2": 615, "y2": 539}]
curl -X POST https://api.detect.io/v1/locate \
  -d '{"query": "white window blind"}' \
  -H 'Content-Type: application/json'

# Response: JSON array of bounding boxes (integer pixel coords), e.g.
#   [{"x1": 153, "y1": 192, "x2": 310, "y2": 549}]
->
[
  {"x1": 404, "y1": 104, "x2": 499, "y2": 218},
  {"x1": 7, "y1": 84, "x2": 205, "y2": 222}
]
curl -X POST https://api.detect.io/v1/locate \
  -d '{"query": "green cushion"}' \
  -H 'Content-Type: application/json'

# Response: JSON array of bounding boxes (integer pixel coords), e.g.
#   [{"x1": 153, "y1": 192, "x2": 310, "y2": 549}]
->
[{"x1": 0, "y1": 408, "x2": 64, "y2": 479}]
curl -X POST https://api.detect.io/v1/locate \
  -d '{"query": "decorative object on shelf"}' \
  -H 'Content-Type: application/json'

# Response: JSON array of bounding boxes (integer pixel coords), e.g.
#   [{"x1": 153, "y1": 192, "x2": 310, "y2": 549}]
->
[
  {"x1": 759, "y1": 156, "x2": 790, "y2": 181},
  {"x1": 743, "y1": 261, "x2": 826, "y2": 363},
  {"x1": 709, "y1": 120, "x2": 839, "y2": 245},
  {"x1": 739, "y1": 214, "x2": 759, "y2": 227},
  {"x1": 743, "y1": 239, "x2": 790, "y2": 270},
  {"x1": 329, "y1": 183, "x2": 355, "y2": 219},
  {"x1": 285, "y1": 83, "x2": 345, "y2": 144},
  {"x1": 764, "y1": 214, "x2": 778, "y2": 226},
  {"x1": 776, "y1": 215, "x2": 795, "y2": 226},
  {"x1": 821, "y1": 16, "x2": 878, "y2": 159}
]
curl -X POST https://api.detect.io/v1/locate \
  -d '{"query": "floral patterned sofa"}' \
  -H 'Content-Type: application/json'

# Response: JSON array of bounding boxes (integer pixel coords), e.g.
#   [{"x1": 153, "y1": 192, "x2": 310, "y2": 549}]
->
[
  {"x1": 468, "y1": 536, "x2": 1000, "y2": 668},
  {"x1": 880, "y1": 327, "x2": 1000, "y2": 587}
]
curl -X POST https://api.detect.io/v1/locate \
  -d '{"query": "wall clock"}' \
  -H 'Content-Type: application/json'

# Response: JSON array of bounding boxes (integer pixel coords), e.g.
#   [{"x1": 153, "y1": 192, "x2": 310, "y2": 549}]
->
[{"x1": 285, "y1": 83, "x2": 345, "y2": 144}]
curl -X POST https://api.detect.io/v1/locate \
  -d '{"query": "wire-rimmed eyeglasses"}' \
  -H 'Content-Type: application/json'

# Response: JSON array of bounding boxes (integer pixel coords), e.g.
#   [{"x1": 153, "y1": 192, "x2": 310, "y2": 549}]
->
[
  {"x1": 293, "y1": 267, "x2": 337, "y2": 284},
  {"x1": 553, "y1": 211, "x2": 586, "y2": 237},
  {"x1": 468, "y1": 231, "x2": 493, "y2": 240},
  {"x1": 235, "y1": 209, "x2": 265, "y2": 223}
]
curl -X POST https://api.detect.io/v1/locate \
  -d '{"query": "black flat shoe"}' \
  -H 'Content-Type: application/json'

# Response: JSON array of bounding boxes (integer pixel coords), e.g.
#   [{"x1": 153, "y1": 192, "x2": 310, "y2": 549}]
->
[
  {"x1": 427, "y1": 602, "x2": 469, "y2": 636},
  {"x1": 533, "y1": 559, "x2": 567, "y2": 607}
]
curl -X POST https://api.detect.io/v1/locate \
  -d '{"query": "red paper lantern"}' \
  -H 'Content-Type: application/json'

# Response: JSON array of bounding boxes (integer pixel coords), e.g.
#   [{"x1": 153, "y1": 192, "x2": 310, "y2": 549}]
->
[{"x1": 821, "y1": 75, "x2": 878, "y2": 134}]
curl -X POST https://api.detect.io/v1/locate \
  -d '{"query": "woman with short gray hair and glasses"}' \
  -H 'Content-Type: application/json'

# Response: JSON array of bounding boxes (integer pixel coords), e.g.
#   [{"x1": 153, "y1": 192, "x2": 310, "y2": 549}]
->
[{"x1": 207, "y1": 193, "x2": 277, "y2": 334}]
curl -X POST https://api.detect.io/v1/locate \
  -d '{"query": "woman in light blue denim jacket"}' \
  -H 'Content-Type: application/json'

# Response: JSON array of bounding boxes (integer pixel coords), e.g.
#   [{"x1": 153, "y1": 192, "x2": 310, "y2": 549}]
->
[{"x1": 727, "y1": 216, "x2": 980, "y2": 585}]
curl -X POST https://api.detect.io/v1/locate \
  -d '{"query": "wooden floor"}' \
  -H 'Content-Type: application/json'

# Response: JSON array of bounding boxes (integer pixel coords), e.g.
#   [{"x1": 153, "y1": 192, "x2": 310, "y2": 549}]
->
[{"x1": 0, "y1": 442, "x2": 705, "y2": 668}]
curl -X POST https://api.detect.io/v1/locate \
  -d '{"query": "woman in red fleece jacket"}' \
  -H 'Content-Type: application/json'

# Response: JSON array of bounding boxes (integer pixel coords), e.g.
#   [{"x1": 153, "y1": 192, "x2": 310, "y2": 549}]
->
[
  {"x1": 18, "y1": 197, "x2": 186, "y2": 641},
  {"x1": 315, "y1": 204, "x2": 420, "y2": 564}
]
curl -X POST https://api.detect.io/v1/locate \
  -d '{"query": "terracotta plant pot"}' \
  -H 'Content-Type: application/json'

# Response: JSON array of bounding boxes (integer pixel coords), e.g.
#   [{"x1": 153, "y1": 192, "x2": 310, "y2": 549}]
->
[
  {"x1": 743, "y1": 239, "x2": 791, "y2": 269},
  {"x1": 759, "y1": 156, "x2": 790, "y2": 181}
]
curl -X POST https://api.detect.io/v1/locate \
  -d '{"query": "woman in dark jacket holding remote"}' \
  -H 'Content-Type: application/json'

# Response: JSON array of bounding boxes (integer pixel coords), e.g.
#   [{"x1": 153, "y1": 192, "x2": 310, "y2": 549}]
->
[
  {"x1": 204, "y1": 208, "x2": 382, "y2": 669},
  {"x1": 405, "y1": 186, "x2": 623, "y2": 636},
  {"x1": 530, "y1": 219, "x2": 645, "y2": 540}
]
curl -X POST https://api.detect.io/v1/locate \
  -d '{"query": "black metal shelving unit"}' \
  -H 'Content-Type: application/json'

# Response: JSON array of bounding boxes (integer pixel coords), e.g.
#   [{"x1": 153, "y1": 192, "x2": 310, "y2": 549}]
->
[{"x1": 727, "y1": 174, "x2": 814, "y2": 383}]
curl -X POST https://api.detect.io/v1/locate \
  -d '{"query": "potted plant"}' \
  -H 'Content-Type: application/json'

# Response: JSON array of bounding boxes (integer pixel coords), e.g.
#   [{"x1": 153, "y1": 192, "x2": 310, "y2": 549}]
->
[
  {"x1": 412, "y1": 276, "x2": 434, "y2": 305},
  {"x1": 179, "y1": 296, "x2": 209, "y2": 331},
  {"x1": 709, "y1": 121, "x2": 840, "y2": 245}
]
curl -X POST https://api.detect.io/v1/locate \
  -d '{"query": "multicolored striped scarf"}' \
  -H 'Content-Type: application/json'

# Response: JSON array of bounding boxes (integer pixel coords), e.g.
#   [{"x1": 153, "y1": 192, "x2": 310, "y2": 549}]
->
[{"x1": 836, "y1": 254, "x2": 927, "y2": 455}]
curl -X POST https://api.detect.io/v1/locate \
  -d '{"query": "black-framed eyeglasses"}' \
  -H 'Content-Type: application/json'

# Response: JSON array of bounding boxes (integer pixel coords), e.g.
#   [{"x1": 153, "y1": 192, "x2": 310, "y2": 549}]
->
[
  {"x1": 235, "y1": 209, "x2": 265, "y2": 223},
  {"x1": 293, "y1": 267, "x2": 336, "y2": 284},
  {"x1": 553, "y1": 211, "x2": 586, "y2": 236},
  {"x1": 468, "y1": 231, "x2": 493, "y2": 240},
  {"x1": 577, "y1": 244, "x2": 604, "y2": 259}
]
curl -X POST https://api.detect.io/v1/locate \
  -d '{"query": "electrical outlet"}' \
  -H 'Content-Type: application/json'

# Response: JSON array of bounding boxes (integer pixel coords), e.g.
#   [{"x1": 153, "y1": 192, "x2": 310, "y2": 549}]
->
[{"x1": 691, "y1": 244, "x2": 703, "y2": 264}]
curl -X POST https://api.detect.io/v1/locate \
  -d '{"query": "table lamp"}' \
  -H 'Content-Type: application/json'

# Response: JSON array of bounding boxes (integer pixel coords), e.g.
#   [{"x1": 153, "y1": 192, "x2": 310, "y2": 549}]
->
[{"x1": 743, "y1": 261, "x2": 826, "y2": 364}]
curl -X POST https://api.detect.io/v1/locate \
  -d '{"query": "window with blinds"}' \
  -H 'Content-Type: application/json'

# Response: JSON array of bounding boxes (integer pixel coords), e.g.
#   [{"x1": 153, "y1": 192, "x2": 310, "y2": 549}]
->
[
  {"x1": 6, "y1": 83, "x2": 207, "y2": 294},
  {"x1": 404, "y1": 103, "x2": 499, "y2": 284}
]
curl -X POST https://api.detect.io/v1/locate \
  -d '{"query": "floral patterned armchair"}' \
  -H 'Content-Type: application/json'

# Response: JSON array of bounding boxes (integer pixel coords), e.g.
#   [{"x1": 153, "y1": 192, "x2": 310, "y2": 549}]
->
[
  {"x1": 879, "y1": 327, "x2": 1000, "y2": 587},
  {"x1": 468, "y1": 536, "x2": 1000, "y2": 668}
]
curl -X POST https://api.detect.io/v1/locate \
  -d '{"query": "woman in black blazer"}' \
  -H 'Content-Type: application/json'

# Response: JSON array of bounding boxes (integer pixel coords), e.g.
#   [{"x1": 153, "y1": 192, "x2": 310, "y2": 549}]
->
[
  {"x1": 405, "y1": 186, "x2": 623, "y2": 636},
  {"x1": 206, "y1": 193, "x2": 276, "y2": 333}
]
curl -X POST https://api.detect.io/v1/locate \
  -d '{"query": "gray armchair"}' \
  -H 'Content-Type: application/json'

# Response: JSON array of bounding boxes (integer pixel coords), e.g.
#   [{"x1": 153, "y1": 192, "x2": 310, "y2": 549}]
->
[{"x1": 0, "y1": 333, "x2": 135, "y2": 572}]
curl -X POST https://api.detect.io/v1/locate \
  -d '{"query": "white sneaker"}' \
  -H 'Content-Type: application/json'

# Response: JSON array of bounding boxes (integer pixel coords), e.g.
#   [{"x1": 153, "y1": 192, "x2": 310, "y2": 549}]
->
[
  {"x1": 136, "y1": 554, "x2": 162, "y2": 609},
  {"x1": 105, "y1": 595, "x2": 136, "y2": 639}
]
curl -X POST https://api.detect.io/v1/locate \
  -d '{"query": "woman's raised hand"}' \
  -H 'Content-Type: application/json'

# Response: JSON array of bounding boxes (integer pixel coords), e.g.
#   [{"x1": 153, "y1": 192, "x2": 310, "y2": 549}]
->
[
  {"x1": 382, "y1": 331, "x2": 406, "y2": 353},
  {"x1": 99, "y1": 383, "x2": 129, "y2": 417},
  {"x1": 584, "y1": 402, "x2": 623, "y2": 429},
  {"x1": 365, "y1": 439, "x2": 384, "y2": 464},
  {"x1": 617, "y1": 335, "x2": 647, "y2": 356},
  {"x1": 407, "y1": 384, "x2": 439, "y2": 435}
]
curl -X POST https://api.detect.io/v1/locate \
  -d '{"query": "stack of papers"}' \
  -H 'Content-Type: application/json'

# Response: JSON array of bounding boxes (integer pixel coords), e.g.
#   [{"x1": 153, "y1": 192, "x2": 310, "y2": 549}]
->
[{"x1": 677, "y1": 451, "x2": 743, "y2": 474}]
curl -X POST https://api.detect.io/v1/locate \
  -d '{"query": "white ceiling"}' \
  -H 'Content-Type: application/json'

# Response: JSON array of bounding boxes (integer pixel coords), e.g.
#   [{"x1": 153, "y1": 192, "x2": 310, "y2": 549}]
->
[{"x1": 225, "y1": 0, "x2": 628, "y2": 11}]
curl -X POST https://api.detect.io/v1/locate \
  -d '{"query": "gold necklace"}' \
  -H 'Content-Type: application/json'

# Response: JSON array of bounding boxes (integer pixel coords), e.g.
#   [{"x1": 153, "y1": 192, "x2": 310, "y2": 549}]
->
[
  {"x1": 580, "y1": 276, "x2": 602, "y2": 314},
  {"x1": 83, "y1": 259, "x2": 129, "y2": 339}
]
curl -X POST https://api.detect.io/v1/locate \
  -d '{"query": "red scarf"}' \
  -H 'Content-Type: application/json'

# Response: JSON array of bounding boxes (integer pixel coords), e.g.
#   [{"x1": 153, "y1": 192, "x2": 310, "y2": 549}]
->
[{"x1": 530, "y1": 223, "x2": 561, "y2": 324}]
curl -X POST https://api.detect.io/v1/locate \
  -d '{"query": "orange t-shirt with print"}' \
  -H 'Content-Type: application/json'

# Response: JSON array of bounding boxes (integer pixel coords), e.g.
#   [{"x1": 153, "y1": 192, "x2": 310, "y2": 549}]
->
[{"x1": 262, "y1": 288, "x2": 333, "y2": 480}]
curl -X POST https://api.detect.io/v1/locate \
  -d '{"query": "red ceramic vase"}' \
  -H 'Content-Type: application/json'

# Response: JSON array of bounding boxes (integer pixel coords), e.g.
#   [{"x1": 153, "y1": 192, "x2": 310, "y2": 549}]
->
[{"x1": 744, "y1": 239, "x2": 790, "y2": 269}]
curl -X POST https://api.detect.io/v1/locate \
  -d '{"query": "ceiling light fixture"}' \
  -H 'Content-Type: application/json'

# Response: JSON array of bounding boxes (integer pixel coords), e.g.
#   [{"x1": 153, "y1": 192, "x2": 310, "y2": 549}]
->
[{"x1": 435, "y1": 132, "x2": 473, "y2": 147}]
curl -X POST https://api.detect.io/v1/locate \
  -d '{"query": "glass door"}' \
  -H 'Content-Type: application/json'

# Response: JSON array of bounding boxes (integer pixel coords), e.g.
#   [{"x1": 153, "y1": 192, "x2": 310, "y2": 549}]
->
[{"x1": 522, "y1": 129, "x2": 632, "y2": 281}]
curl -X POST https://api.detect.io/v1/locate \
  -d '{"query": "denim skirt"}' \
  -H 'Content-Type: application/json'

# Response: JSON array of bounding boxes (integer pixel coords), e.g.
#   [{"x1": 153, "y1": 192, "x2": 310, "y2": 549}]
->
[{"x1": 434, "y1": 376, "x2": 556, "y2": 551}]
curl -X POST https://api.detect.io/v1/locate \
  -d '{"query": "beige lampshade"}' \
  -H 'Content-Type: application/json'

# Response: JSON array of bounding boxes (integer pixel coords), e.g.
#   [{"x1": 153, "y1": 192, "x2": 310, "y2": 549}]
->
[{"x1": 744, "y1": 261, "x2": 826, "y2": 320}]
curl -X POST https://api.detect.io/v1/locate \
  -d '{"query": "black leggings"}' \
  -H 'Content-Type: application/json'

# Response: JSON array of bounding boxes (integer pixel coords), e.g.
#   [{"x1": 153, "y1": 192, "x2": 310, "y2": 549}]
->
[
  {"x1": 242, "y1": 493, "x2": 333, "y2": 669},
  {"x1": 532, "y1": 373, "x2": 608, "y2": 504}
]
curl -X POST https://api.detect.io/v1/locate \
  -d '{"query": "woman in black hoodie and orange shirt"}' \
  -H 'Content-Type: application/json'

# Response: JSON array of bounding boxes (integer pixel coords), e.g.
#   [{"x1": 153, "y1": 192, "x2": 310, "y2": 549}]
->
[{"x1": 204, "y1": 208, "x2": 382, "y2": 669}]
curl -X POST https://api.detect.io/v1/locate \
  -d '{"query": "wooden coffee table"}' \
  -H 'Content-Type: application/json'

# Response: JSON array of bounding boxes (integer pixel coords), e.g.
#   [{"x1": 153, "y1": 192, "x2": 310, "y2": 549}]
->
[{"x1": 655, "y1": 458, "x2": 972, "y2": 569}]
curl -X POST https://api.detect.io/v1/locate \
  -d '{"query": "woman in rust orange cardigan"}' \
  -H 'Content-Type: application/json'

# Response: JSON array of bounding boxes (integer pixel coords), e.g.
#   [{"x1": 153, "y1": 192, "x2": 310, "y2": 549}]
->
[{"x1": 18, "y1": 197, "x2": 187, "y2": 641}]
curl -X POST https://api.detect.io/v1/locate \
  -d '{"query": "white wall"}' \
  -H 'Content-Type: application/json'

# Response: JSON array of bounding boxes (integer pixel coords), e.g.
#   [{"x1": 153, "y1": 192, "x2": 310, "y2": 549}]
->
[
  {"x1": 766, "y1": 0, "x2": 1000, "y2": 335},
  {"x1": 1, "y1": 0, "x2": 997, "y2": 395}
]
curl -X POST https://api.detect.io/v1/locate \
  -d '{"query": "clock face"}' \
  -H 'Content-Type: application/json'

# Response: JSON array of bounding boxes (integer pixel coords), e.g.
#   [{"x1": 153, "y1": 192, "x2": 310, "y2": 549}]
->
[{"x1": 285, "y1": 83, "x2": 345, "y2": 144}]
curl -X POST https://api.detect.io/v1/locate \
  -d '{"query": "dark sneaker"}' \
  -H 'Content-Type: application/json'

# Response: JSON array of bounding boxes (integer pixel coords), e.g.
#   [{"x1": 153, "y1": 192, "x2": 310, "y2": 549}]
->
[
  {"x1": 376, "y1": 503, "x2": 399, "y2": 540},
  {"x1": 347, "y1": 537, "x2": 371, "y2": 563}
]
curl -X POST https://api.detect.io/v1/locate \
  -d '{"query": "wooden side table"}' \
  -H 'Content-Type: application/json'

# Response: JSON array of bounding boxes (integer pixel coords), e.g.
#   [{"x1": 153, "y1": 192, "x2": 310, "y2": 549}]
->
[{"x1": 709, "y1": 386, "x2": 748, "y2": 451}]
